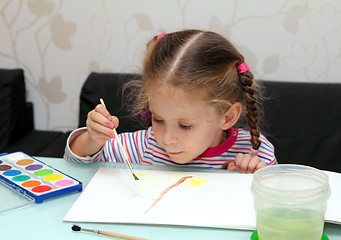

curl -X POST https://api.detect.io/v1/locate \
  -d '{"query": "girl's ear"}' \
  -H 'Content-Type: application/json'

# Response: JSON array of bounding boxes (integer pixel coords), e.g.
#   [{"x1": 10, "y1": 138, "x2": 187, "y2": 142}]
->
[{"x1": 220, "y1": 102, "x2": 242, "y2": 130}]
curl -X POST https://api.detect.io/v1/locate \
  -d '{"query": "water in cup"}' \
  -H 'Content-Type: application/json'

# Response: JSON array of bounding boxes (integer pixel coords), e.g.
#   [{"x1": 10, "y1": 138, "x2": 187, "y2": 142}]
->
[{"x1": 251, "y1": 164, "x2": 330, "y2": 240}]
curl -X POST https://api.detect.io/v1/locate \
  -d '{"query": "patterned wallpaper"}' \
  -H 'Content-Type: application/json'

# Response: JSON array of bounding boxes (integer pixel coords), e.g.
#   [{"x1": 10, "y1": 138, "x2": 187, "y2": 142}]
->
[{"x1": 1, "y1": 0, "x2": 341, "y2": 131}]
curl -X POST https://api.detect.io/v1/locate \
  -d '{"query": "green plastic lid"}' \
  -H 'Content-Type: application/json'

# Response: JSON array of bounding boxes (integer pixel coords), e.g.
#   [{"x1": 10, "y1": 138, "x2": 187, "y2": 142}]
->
[{"x1": 250, "y1": 230, "x2": 329, "y2": 240}]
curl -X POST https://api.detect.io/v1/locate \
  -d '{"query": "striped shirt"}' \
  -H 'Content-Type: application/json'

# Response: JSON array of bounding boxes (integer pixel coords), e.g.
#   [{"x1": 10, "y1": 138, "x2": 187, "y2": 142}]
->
[{"x1": 64, "y1": 127, "x2": 276, "y2": 168}]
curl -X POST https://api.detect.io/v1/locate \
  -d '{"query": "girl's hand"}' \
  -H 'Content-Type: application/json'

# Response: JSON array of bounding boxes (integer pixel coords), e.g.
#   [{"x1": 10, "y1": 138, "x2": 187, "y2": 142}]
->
[
  {"x1": 223, "y1": 153, "x2": 266, "y2": 173},
  {"x1": 86, "y1": 104, "x2": 119, "y2": 146},
  {"x1": 69, "y1": 104, "x2": 119, "y2": 157}
]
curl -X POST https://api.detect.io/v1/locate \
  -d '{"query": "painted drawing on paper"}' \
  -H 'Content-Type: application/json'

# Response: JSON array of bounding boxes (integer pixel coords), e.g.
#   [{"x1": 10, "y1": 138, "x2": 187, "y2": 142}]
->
[{"x1": 63, "y1": 167, "x2": 258, "y2": 228}]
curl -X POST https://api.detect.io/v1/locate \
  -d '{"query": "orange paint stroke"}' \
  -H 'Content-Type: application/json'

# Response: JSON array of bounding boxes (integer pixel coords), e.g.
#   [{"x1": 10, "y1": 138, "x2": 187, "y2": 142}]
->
[{"x1": 144, "y1": 176, "x2": 193, "y2": 214}]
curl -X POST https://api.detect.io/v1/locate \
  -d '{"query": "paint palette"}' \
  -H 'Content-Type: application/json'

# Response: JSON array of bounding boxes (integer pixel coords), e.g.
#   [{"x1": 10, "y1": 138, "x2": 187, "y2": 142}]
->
[{"x1": 0, "y1": 152, "x2": 82, "y2": 203}]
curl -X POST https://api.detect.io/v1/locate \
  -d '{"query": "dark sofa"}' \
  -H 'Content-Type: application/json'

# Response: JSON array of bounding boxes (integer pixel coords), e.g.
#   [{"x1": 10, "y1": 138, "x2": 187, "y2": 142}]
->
[
  {"x1": 0, "y1": 68, "x2": 69, "y2": 157},
  {"x1": 260, "y1": 81, "x2": 341, "y2": 173},
  {"x1": 2, "y1": 69, "x2": 341, "y2": 173}
]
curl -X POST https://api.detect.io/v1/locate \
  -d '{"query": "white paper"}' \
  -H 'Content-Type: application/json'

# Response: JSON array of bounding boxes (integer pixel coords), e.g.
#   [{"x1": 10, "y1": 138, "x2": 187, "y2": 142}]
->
[
  {"x1": 63, "y1": 168, "x2": 341, "y2": 229},
  {"x1": 324, "y1": 171, "x2": 341, "y2": 225}
]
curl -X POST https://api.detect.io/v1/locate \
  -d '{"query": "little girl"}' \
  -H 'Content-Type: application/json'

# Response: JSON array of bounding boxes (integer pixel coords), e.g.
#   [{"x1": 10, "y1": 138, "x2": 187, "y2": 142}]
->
[{"x1": 65, "y1": 29, "x2": 277, "y2": 173}]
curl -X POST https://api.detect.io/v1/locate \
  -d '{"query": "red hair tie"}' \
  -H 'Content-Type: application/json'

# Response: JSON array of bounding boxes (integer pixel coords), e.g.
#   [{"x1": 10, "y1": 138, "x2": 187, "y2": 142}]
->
[
  {"x1": 237, "y1": 62, "x2": 249, "y2": 74},
  {"x1": 157, "y1": 33, "x2": 166, "y2": 40}
]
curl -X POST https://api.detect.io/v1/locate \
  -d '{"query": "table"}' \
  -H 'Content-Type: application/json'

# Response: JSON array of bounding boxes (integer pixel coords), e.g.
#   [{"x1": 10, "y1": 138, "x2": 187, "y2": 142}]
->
[{"x1": 1, "y1": 157, "x2": 340, "y2": 240}]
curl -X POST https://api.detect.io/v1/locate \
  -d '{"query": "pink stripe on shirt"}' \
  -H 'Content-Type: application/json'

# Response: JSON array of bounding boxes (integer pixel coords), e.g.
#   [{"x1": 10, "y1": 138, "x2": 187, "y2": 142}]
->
[
  {"x1": 145, "y1": 146, "x2": 169, "y2": 158},
  {"x1": 122, "y1": 133, "x2": 133, "y2": 163},
  {"x1": 137, "y1": 131, "x2": 153, "y2": 165},
  {"x1": 259, "y1": 150, "x2": 273, "y2": 158},
  {"x1": 230, "y1": 147, "x2": 250, "y2": 151}
]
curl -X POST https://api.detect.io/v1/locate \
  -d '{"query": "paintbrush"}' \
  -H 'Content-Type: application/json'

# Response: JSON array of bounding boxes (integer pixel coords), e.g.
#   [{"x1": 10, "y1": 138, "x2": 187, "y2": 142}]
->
[
  {"x1": 100, "y1": 98, "x2": 139, "y2": 180},
  {"x1": 71, "y1": 225, "x2": 149, "y2": 240}
]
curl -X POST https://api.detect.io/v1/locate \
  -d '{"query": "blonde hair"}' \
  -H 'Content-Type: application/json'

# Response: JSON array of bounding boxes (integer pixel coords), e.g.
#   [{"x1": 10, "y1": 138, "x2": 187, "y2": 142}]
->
[{"x1": 131, "y1": 29, "x2": 262, "y2": 150}]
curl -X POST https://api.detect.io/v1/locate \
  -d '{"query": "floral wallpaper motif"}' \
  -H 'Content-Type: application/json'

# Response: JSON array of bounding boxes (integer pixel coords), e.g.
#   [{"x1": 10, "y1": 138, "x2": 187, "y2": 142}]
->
[
  {"x1": 0, "y1": 0, "x2": 341, "y2": 131},
  {"x1": 0, "y1": 0, "x2": 75, "y2": 129}
]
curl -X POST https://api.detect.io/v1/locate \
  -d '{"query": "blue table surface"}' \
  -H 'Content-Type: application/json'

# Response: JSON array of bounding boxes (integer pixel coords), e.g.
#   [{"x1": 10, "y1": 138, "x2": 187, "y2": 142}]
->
[{"x1": 1, "y1": 157, "x2": 340, "y2": 240}]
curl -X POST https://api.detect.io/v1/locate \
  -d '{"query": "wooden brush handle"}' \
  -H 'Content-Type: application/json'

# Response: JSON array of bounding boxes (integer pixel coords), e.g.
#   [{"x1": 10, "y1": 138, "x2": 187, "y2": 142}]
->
[{"x1": 98, "y1": 230, "x2": 149, "y2": 240}]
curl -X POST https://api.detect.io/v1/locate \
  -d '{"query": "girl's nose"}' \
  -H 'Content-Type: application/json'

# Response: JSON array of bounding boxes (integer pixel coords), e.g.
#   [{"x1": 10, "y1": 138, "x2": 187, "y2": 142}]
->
[{"x1": 163, "y1": 127, "x2": 177, "y2": 145}]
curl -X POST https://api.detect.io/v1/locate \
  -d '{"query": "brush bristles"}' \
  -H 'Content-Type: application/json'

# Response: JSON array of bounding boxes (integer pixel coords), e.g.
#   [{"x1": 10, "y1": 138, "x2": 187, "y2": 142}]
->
[
  {"x1": 72, "y1": 225, "x2": 81, "y2": 231},
  {"x1": 133, "y1": 174, "x2": 139, "y2": 180}
]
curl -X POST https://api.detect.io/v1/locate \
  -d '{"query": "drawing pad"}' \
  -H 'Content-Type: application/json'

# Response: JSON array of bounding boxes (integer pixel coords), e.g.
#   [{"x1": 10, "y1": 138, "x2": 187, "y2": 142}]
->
[
  {"x1": 64, "y1": 167, "x2": 341, "y2": 229},
  {"x1": 64, "y1": 167, "x2": 257, "y2": 229}
]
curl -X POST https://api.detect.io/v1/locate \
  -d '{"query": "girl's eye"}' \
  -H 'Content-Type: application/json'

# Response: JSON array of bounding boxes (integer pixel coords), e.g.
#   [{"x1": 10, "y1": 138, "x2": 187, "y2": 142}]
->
[
  {"x1": 179, "y1": 124, "x2": 192, "y2": 130},
  {"x1": 152, "y1": 117, "x2": 164, "y2": 124},
  {"x1": 152, "y1": 116, "x2": 191, "y2": 129}
]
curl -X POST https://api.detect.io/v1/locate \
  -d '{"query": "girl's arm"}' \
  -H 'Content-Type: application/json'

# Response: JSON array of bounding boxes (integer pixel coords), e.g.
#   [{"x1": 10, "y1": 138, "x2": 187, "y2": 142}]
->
[
  {"x1": 69, "y1": 104, "x2": 118, "y2": 157},
  {"x1": 69, "y1": 131, "x2": 102, "y2": 157}
]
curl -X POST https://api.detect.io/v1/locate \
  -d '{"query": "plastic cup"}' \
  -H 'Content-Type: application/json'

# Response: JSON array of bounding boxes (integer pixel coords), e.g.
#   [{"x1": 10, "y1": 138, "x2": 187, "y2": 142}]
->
[{"x1": 251, "y1": 164, "x2": 330, "y2": 240}]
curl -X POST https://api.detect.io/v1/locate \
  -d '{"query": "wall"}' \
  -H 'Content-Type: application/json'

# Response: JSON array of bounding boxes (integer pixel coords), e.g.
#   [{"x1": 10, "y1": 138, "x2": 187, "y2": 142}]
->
[{"x1": 1, "y1": 0, "x2": 341, "y2": 131}]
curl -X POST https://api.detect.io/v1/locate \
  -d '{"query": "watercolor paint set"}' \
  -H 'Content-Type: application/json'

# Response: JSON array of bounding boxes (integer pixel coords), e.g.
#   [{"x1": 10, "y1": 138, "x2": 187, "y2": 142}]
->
[{"x1": 0, "y1": 152, "x2": 82, "y2": 203}]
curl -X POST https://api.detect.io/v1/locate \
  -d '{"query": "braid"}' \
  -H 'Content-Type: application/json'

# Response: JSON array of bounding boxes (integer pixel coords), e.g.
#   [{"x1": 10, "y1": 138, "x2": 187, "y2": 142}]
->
[{"x1": 239, "y1": 71, "x2": 262, "y2": 150}]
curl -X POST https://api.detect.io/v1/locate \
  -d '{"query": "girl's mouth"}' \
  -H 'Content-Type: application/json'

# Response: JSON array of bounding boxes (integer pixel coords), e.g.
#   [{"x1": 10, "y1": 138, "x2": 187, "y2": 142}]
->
[{"x1": 168, "y1": 151, "x2": 182, "y2": 155}]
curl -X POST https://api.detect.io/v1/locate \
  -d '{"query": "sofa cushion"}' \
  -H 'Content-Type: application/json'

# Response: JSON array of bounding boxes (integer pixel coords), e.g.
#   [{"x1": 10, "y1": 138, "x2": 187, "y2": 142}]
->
[
  {"x1": 79, "y1": 72, "x2": 145, "y2": 133},
  {"x1": 261, "y1": 81, "x2": 341, "y2": 172},
  {"x1": 0, "y1": 69, "x2": 30, "y2": 152},
  {"x1": 6, "y1": 130, "x2": 64, "y2": 156},
  {"x1": 36, "y1": 131, "x2": 71, "y2": 158},
  {"x1": 0, "y1": 68, "x2": 66, "y2": 157}
]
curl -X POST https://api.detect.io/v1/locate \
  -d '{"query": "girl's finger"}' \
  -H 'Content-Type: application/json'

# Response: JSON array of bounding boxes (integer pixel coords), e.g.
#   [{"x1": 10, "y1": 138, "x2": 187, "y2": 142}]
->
[
  {"x1": 247, "y1": 156, "x2": 261, "y2": 173},
  {"x1": 92, "y1": 106, "x2": 115, "y2": 127},
  {"x1": 89, "y1": 121, "x2": 115, "y2": 138},
  {"x1": 227, "y1": 162, "x2": 237, "y2": 171},
  {"x1": 239, "y1": 154, "x2": 252, "y2": 173},
  {"x1": 255, "y1": 161, "x2": 267, "y2": 171},
  {"x1": 234, "y1": 153, "x2": 243, "y2": 169},
  {"x1": 111, "y1": 116, "x2": 119, "y2": 129},
  {"x1": 94, "y1": 104, "x2": 119, "y2": 128},
  {"x1": 95, "y1": 104, "x2": 111, "y2": 118}
]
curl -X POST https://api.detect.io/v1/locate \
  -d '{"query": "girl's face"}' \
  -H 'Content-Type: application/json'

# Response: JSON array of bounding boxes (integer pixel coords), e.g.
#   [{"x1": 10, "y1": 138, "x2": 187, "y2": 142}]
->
[{"x1": 148, "y1": 83, "x2": 227, "y2": 164}]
